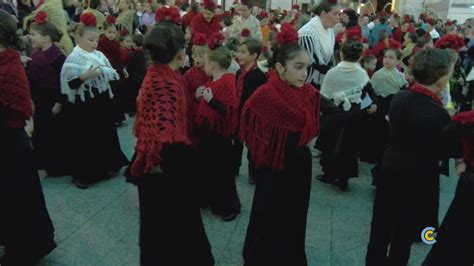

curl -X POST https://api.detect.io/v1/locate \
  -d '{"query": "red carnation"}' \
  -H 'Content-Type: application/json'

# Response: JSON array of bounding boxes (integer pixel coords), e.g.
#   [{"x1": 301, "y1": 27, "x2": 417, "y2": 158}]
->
[
  {"x1": 362, "y1": 37, "x2": 369, "y2": 44},
  {"x1": 35, "y1": 11, "x2": 48, "y2": 25},
  {"x1": 155, "y1": 6, "x2": 182, "y2": 25},
  {"x1": 193, "y1": 33, "x2": 207, "y2": 46},
  {"x1": 259, "y1": 11, "x2": 268, "y2": 19},
  {"x1": 426, "y1": 17, "x2": 434, "y2": 26},
  {"x1": 203, "y1": 0, "x2": 216, "y2": 10},
  {"x1": 403, "y1": 14, "x2": 411, "y2": 23},
  {"x1": 435, "y1": 34, "x2": 465, "y2": 52},
  {"x1": 292, "y1": 4, "x2": 299, "y2": 10},
  {"x1": 120, "y1": 28, "x2": 129, "y2": 37},
  {"x1": 445, "y1": 20, "x2": 453, "y2": 26},
  {"x1": 207, "y1": 32, "x2": 224, "y2": 50},
  {"x1": 277, "y1": 24, "x2": 299, "y2": 46},
  {"x1": 80, "y1": 13, "x2": 97, "y2": 27},
  {"x1": 346, "y1": 26, "x2": 362, "y2": 42},
  {"x1": 106, "y1": 15, "x2": 116, "y2": 25},
  {"x1": 362, "y1": 49, "x2": 373, "y2": 57},
  {"x1": 241, "y1": 28, "x2": 251, "y2": 37}
]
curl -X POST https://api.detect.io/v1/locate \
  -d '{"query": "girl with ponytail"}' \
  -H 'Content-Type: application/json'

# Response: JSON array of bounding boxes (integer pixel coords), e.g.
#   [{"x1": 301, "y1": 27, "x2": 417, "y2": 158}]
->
[{"x1": 240, "y1": 24, "x2": 321, "y2": 265}]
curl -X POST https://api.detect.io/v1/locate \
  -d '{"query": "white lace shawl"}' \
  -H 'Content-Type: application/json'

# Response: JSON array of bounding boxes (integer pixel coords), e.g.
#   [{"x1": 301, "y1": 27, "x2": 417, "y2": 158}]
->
[
  {"x1": 61, "y1": 46, "x2": 119, "y2": 103},
  {"x1": 321, "y1": 61, "x2": 369, "y2": 111},
  {"x1": 371, "y1": 67, "x2": 407, "y2": 98},
  {"x1": 298, "y1": 16, "x2": 335, "y2": 66}
]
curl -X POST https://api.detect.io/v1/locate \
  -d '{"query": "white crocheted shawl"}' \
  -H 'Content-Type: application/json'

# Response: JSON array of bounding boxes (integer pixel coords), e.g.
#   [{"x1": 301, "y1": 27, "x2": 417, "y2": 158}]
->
[
  {"x1": 321, "y1": 61, "x2": 369, "y2": 111},
  {"x1": 61, "y1": 46, "x2": 119, "y2": 103}
]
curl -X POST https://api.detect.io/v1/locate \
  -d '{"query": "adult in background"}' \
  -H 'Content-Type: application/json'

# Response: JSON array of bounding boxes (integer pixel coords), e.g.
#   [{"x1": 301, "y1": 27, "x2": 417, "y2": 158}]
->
[
  {"x1": 191, "y1": 0, "x2": 221, "y2": 39},
  {"x1": 369, "y1": 15, "x2": 391, "y2": 48},
  {"x1": 230, "y1": 0, "x2": 262, "y2": 41},
  {"x1": 298, "y1": 0, "x2": 339, "y2": 88}
]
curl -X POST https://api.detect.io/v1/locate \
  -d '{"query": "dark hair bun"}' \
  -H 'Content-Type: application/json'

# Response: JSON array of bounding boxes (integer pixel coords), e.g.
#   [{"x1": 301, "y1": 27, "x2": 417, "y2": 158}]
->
[{"x1": 145, "y1": 23, "x2": 185, "y2": 64}]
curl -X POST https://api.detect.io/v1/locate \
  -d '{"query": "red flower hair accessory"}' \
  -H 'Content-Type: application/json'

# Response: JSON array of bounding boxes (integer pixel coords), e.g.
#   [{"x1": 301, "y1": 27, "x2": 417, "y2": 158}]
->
[
  {"x1": 362, "y1": 37, "x2": 369, "y2": 44},
  {"x1": 207, "y1": 32, "x2": 225, "y2": 50},
  {"x1": 277, "y1": 24, "x2": 299, "y2": 46},
  {"x1": 106, "y1": 15, "x2": 116, "y2": 25},
  {"x1": 241, "y1": 28, "x2": 251, "y2": 37},
  {"x1": 259, "y1": 11, "x2": 268, "y2": 19},
  {"x1": 120, "y1": 28, "x2": 129, "y2": 37},
  {"x1": 193, "y1": 33, "x2": 207, "y2": 46},
  {"x1": 203, "y1": 0, "x2": 216, "y2": 10},
  {"x1": 155, "y1": 6, "x2": 182, "y2": 25},
  {"x1": 80, "y1": 13, "x2": 97, "y2": 27},
  {"x1": 435, "y1": 34, "x2": 465, "y2": 52},
  {"x1": 346, "y1": 26, "x2": 362, "y2": 42},
  {"x1": 403, "y1": 14, "x2": 411, "y2": 23},
  {"x1": 292, "y1": 4, "x2": 299, "y2": 10},
  {"x1": 35, "y1": 11, "x2": 48, "y2": 25}
]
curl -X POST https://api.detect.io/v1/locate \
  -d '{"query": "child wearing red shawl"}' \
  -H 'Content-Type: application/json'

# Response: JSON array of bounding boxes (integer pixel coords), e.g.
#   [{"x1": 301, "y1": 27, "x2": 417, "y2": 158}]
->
[
  {"x1": 97, "y1": 15, "x2": 127, "y2": 123},
  {"x1": 191, "y1": 0, "x2": 222, "y2": 39},
  {"x1": 27, "y1": 12, "x2": 69, "y2": 175},
  {"x1": 127, "y1": 22, "x2": 215, "y2": 265},
  {"x1": 0, "y1": 10, "x2": 57, "y2": 265},
  {"x1": 118, "y1": 28, "x2": 133, "y2": 66},
  {"x1": 184, "y1": 33, "x2": 211, "y2": 105},
  {"x1": 232, "y1": 37, "x2": 267, "y2": 182},
  {"x1": 194, "y1": 32, "x2": 241, "y2": 222},
  {"x1": 423, "y1": 110, "x2": 474, "y2": 265},
  {"x1": 240, "y1": 24, "x2": 320, "y2": 265}
]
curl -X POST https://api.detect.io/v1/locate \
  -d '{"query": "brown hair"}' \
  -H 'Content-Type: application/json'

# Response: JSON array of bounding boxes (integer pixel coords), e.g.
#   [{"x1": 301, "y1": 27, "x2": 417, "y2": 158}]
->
[
  {"x1": 341, "y1": 41, "x2": 363, "y2": 62},
  {"x1": 239, "y1": 37, "x2": 262, "y2": 58},
  {"x1": 412, "y1": 48, "x2": 457, "y2": 85},
  {"x1": 312, "y1": 1, "x2": 338, "y2": 16},
  {"x1": 0, "y1": 10, "x2": 24, "y2": 50},
  {"x1": 207, "y1": 46, "x2": 232, "y2": 70},
  {"x1": 360, "y1": 55, "x2": 376, "y2": 66},
  {"x1": 30, "y1": 22, "x2": 63, "y2": 43},
  {"x1": 384, "y1": 48, "x2": 403, "y2": 60},
  {"x1": 75, "y1": 23, "x2": 99, "y2": 37},
  {"x1": 145, "y1": 22, "x2": 185, "y2": 64}
]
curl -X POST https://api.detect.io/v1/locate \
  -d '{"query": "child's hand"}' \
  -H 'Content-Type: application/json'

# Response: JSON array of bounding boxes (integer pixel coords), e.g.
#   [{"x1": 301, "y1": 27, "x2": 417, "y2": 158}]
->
[
  {"x1": 80, "y1": 66, "x2": 101, "y2": 80},
  {"x1": 203, "y1": 88, "x2": 213, "y2": 103},
  {"x1": 367, "y1": 104, "x2": 377, "y2": 114},
  {"x1": 458, "y1": 77, "x2": 465, "y2": 86},
  {"x1": 20, "y1": 56, "x2": 32, "y2": 64},
  {"x1": 195, "y1": 86, "x2": 205, "y2": 100},
  {"x1": 123, "y1": 69, "x2": 129, "y2": 79},
  {"x1": 52, "y1": 103, "x2": 62, "y2": 115}
]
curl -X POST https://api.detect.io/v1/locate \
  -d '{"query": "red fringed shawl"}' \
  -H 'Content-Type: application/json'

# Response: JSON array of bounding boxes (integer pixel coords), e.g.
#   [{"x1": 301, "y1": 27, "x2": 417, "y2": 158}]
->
[
  {"x1": 97, "y1": 37, "x2": 123, "y2": 71},
  {"x1": 240, "y1": 71, "x2": 321, "y2": 172},
  {"x1": 131, "y1": 64, "x2": 191, "y2": 176},
  {"x1": 195, "y1": 73, "x2": 239, "y2": 137},
  {"x1": 191, "y1": 13, "x2": 222, "y2": 39},
  {"x1": 0, "y1": 49, "x2": 33, "y2": 127},
  {"x1": 452, "y1": 111, "x2": 474, "y2": 167},
  {"x1": 119, "y1": 46, "x2": 131, "y2": 66},
  {"x1": 184, "y1": 66, "x2": 210, "y2": 96}
]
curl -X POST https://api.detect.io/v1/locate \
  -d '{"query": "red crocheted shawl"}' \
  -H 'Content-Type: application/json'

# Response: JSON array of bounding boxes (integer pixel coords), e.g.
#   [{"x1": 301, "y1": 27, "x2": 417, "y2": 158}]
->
[
  {"x1": 240, "y1": 71, "x2": 321, "y2": 172},
  {"x1": 195, "y1": 73, "x2": 239, "y2": 137},
  {"x1": 97, "y1": 37, "x2": 122, "y2": 71},
  {"x1": 131, "y1": 64, "x2": 191, "y2": 176},
  {"x1": 184, "y1": 66, "x2": 210, "y2": 96},
  {"x1": 191, "y1": 13, "x2": 222, "y2": 39},
  {"x1": 452, "y1": 111, "x2": 474, "y2": 167},
  {"x1": 0, "y1": 49, "x2": 33, "y2": 123}
]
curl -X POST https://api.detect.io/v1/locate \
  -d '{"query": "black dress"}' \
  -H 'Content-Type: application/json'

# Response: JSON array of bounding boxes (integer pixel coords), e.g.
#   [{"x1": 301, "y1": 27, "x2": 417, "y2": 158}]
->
[
  {"x1": 366, "y1": 90, "x2": 461, "y2": 266},
  {"x1": 0, "y1": 108, "x2": 56, "y2": 265},
  {"x1": 243, "y1": 132, "x2": 312, "y2": 266},
  {"x1": 64, "y1": 79, "x2": 129, "y2": 185},
  {"x1": 232, "y1": 67, "x2": 267, "y2": 176},
  {"x1": 196, "y1": 98, "x2": 241, "y2": 218},
  {"x1": 29, "y1": 54, "x2": 69, "y2": 175},
  {"x1": 127, "y1": 144, "x2": 215, "y2": 266},
  {"x1": 123, "y1": 49, "x2": 147, "y2": 114}
]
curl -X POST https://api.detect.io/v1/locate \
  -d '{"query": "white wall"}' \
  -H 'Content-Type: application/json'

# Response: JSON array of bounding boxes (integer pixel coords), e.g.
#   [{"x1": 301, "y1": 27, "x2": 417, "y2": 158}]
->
[{"x1": 447, "y1": 7, "x2": 474, "y2": 23}]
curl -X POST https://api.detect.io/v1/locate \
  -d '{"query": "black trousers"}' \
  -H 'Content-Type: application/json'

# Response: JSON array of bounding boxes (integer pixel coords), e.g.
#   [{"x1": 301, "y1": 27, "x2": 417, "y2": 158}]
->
[
  {"x1": 423, "y1": 168, "x2": 474, "y2": 266},
  {"x1": 137, "y1": 172, "x2": 215, "y2": 266}
]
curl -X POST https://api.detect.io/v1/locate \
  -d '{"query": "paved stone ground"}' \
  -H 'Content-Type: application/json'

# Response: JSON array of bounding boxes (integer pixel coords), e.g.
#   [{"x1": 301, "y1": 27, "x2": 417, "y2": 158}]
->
[{"x1": 3, "y1": 116, "x2": 459, "y2": 265}]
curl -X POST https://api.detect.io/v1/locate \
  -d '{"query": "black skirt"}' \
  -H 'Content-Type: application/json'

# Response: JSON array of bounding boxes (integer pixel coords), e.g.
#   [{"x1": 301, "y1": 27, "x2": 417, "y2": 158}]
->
[
  {"x1": 64, "y1": 91, "x2": 128, "y2": 182},
  {"x1": 243, "y1": 132, "x2": 312, "y2": 266},
  {"x1": 0, "y1": 126, "x2": 56, "y2": 265}
]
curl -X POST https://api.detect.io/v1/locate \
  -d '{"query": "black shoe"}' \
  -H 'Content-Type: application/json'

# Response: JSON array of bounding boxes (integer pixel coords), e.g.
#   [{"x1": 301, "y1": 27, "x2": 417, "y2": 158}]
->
[
  {"x1": 222, "y1": 210, "x2": 240, "y2": 222},
  {"x1": 334, "y1": 179, "x2": 348, "y2": 191},
  {"x1": 73, "y1": 178, "x2": 90, "y2": 189},
  {"x1": 316, "y1": 174, "x2": 333, "y2": 184}
]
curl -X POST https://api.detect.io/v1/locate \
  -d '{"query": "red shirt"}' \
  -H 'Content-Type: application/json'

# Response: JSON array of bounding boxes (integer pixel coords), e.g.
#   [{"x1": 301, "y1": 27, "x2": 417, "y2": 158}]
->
[{"x1": 191, "y1": 13, "x2": 222, "y2": 39}]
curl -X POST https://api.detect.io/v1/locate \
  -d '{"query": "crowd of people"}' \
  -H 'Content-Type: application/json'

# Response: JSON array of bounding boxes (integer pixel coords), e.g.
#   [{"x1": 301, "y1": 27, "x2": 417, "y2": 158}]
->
[{"x1": 1, "y1": 0, "x2": 474, "y2": 265}]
